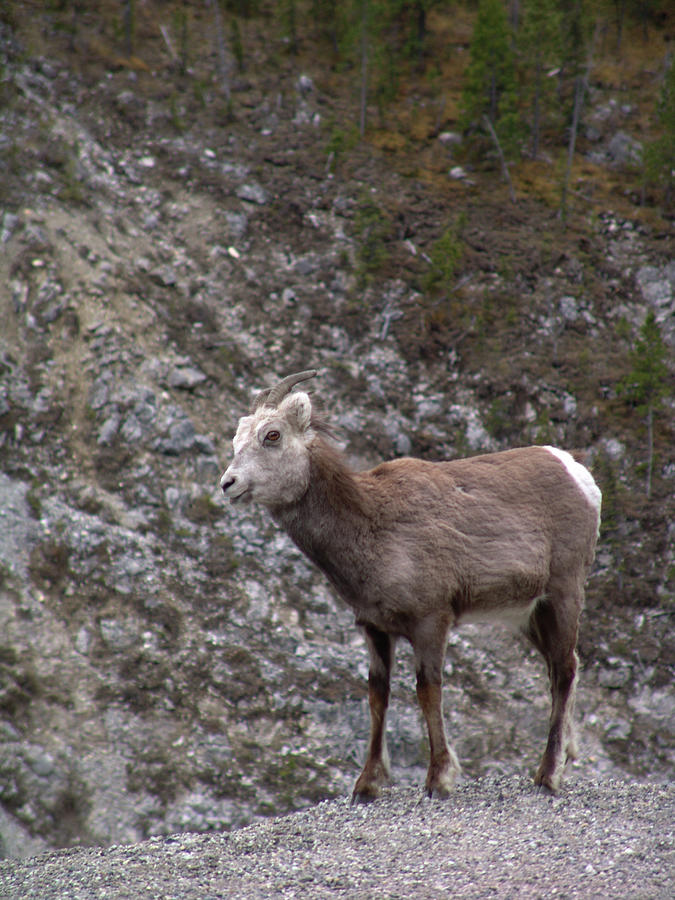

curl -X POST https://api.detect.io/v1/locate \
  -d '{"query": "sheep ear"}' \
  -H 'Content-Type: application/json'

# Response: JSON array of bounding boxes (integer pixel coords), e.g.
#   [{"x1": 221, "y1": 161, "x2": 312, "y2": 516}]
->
[{"x1": 281, "y1": 392, "x2": 312, "y2": 431}]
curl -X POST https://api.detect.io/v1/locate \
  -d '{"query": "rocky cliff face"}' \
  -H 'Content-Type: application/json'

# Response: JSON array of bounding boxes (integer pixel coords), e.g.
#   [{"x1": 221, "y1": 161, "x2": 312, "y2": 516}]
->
[{"x1": 0, "y1": 9, "x2": 673, "y2": 857}]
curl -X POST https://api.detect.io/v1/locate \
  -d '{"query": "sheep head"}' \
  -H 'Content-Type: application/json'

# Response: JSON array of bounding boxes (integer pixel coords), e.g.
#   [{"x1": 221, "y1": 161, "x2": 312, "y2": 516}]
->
[{"x1": 220, "y1": 370, "x2": 317, "y2": 508}]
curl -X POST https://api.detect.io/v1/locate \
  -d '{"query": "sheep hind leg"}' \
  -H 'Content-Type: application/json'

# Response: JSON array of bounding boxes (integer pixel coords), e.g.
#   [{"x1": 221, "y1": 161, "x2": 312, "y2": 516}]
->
[
  {"x1": 352, "y1": 626, "x2": 395, "y2": 803},
  {"x1": 526, "y1": 590, "x2": 582, "y2": 794}
]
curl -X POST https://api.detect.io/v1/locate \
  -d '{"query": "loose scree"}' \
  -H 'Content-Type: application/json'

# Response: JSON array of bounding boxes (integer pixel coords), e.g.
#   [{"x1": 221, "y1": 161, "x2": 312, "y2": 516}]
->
[{"x1": 220, "y1": 371, "x2": 601, "y2": 801}]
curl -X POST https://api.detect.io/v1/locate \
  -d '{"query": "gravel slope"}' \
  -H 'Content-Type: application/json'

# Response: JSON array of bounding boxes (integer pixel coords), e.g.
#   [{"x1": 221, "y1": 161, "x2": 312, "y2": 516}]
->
[{"x1": 1, "y1": 776, "x2": 672, "y2": 899}]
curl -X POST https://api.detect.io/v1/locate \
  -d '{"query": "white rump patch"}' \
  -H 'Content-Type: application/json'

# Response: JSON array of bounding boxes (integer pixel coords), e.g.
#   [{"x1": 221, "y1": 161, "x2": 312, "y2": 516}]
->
[{"x1": 544, "y1": 446, "x2": 602, "y2": 515}]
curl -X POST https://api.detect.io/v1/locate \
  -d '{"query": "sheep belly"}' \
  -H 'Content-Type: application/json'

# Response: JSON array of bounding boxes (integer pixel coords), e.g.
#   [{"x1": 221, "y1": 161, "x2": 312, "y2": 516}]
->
[{"x1": 455, "y1": 593, "x2": 543, "y2": 630}]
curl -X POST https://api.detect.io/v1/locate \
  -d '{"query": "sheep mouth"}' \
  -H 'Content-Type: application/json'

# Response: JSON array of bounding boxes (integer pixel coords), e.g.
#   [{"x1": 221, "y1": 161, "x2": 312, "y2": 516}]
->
[{"x1": 228, "y1": 488, "x2": 251, "y2": 504}]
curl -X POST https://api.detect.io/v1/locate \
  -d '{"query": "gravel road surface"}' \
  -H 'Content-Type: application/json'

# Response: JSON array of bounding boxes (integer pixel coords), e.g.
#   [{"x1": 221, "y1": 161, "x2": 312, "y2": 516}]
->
[{"x1": 1, "y1": 776, "x2": 672, "y2": 899}]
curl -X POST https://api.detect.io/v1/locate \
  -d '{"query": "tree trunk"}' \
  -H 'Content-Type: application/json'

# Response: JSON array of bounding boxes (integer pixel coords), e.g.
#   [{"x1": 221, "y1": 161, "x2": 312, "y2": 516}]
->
[
  {"x1": 646, "y1": 403, "x2": 653, "y2": 498},
  {"x1": 208, "y1": 0, "x2": 231, "y2": 100},
  {"x1": 359, "y1": 0, "x2": 369, "y2": 137},
  {"x1": 614, "y1": 0, "x2": 627, "y2": 51},
  {"x1": 532, "y1": 57, "x2": 542, "y2": 158},
  {"x1": 483, "y1": 115, "x2": 517, "y2": 204},
  {"x1": 416, "y1": 1, "x2": 427, "y2": 69},
  {"x1": 560, "y1": 74, "x2": 585, "y2": 223},
  {"x1": 510, "y1": 0, "x2": 521, "y2": 31},
  {"x1": 489, "y1": 69, "x2": 498, "y2": 123},
  {"x1": 124, "y1": 0, "x2": 135, "y2": 56}
]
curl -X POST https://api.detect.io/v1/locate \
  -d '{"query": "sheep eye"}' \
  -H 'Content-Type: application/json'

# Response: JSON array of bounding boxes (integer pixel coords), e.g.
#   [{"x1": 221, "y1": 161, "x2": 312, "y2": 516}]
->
[{"x1": 265, "y1": 430, "x2": 281, "y2": 443}]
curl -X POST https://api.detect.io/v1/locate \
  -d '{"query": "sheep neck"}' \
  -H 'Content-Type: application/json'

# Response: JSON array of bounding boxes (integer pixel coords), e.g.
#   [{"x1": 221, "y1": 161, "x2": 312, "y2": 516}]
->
[{"x1": 271, "y1": 439, "x2": 373, "y2": 604}]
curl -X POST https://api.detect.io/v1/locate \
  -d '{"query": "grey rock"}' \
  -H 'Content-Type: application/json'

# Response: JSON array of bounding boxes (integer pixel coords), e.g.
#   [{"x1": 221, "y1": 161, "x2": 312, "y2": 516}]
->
[
  {"x1": 0, "y1": 805, "x2": 47, "y2": 859},
  {"x1": 100, "y1": 618, "x2": 139, "y2": 652},
  {"x1": 97, "y1": 413, "x2": 120, "y2": 445},
  {"x1": 166, "y1": 418, "x2": 197, "y2": 454},
  {"x1": 120, "y1": 413, "x2": 144, "y2": 443},
  {"x1": 224, "y1": 210, "x2": 248, "y2": 238},
  {"x1": 25, "y1": 748, "x2": 56, "y2": 778},
  {"x1": 604, "y1": 718, "x2": 632, "y2": 742},
  {"x1": 1, "y1": 212, "x2": 19, "y2": 243},
  {"x1": 438, "y1": 131, "x2": 462, "y2": 148},
  {"x1": 559, "y1": 295, "x2": 579, "y2": 321},
  {"x1": 0, "y1": 474, "x2": 38, "y2": 580},
  {"x1": 293, "y1": 255, "x2": 319, "y2": 277},
  {"x1": 382, "y1": 412, "x2": 412, "y2": 456},
  {"x1": 147, "y1": 399, "x2": 214, "y2": 453},
  {"x1": 89, "y1": 376, "x2": 111, "y2": 410},
  {"x1": 168, "y1": 366, "x2": 207, "y2": 390},
  {"x1": 151, "y1": 266, "x2": 177, "y2": 287},
  {"x1": 665, "y1": 259, "x2": 675, "y2": 288},
  {"x1": 194, "y1": 433, "x2": 216, "y2": 455},
  {"x1": 75, "y1": 627, "x2": 92, "y2": 655},
  {"x1": 606, "y1": 130, "x2": 642, "y2": 167},
  {"x1": 636, "y1": 265, "x2": 673, "y2": 310},
  {"x1": 601, "y1": 437, "x2": 625, "y2": 460},
  {"x1": 598, "y1": 662, "x2": 632, "y2": 689},
  {"x1": 296, "y1": 74, "x2": 314, "y2": 95},
  {"x1": 236, "y1": 182, "x2": 268, "y2": 205}
]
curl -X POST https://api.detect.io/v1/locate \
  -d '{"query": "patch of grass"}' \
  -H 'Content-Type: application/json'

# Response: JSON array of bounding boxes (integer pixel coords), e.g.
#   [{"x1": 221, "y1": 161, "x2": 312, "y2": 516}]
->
[
  {"x1": 185, "y1": 493, "x2": 222, "y2": 526},
  {"x1": 533, "y1": 408, "x2": 555, "y2": 445},
  {"x1": 28, "y1": 538, "x2": 71, "y2": 590},
  {"x1": 369, "y1": 128, "x2": 409, "y2": 153},
  {"x1": 154, "y1": 506, "x2": 172, "y2": 538},
  {"x1": 325, "y1": 122, "x2": 360, "y2": 171},
  {"x1": 204, "y1": 534, "x2": 239, "y2": 579},
  {"x1": 25, "y1": 479, "x2": 43, "y2": 519},
  {"x1": 169, "y1": 91, "x2": 186, "y2": 132},
  {"x1": 485, "y1": 395, "x2": 514, "y2": 442}
]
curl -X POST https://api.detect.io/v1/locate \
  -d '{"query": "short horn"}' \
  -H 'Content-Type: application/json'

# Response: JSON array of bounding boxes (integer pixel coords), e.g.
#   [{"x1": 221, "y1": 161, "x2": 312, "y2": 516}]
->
[
  {"x1": 250, "y1": 387, "x2": 272, "y2": 413},
  {"x1": 252, "y1": 369, "x2": 317, "y2": 412}
]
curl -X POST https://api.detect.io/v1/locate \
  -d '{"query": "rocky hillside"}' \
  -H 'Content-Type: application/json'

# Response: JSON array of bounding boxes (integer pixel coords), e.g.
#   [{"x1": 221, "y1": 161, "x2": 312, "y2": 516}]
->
[{"x1": 0, "y1": 2, "x2": 673, "y2": 858}]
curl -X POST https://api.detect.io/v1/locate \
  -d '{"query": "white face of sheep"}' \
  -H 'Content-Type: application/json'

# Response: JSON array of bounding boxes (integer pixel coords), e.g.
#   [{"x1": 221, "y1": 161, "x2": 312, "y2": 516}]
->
[{"x1": 220, "y1": 392, "x2": 314, "y2": 508}]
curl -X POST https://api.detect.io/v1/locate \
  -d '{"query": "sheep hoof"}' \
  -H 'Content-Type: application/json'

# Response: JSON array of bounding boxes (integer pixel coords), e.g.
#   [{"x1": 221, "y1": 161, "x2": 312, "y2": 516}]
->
[
  {"x1": 425, "y1": 767, "x2": 459, "y2": 800},
  {"x1": 534, "y1": 767, "x2": 561, "y2": 795},
  {"x1": 351, "y1": 786, "x2": 380, "y2": 805}
]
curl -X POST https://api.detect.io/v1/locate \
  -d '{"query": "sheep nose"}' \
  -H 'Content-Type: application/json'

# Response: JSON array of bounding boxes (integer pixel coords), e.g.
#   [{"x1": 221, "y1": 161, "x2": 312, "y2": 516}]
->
[{"x1": 220, "y1": 474, "x2": 235, "y2": 494}]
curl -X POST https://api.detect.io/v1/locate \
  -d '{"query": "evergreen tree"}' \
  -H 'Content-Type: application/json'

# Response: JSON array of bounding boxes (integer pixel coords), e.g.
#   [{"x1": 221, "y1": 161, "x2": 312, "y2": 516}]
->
[
  {"x1": 460, "y1": 0, "x2": 520, "y2": 156},
  {"x1": 557, "y1": 0, "x2": 597, "y2": 225},
  {"x1": 314, "y1": 1, "x2": 454, "y2": 133},
  {"x1": 280, "y1": 0, "x2": 299, "y2": 55},
  {"x1": 518, "y1": 0, "x2": 561, "y2": 157},
  {"x1": 620, "y1": 310, "x2": 670, "y2": 498},
  {"x1": 643, "y1": 54, "x2": 675, "y2": 208},
  {"x1": 386, "y1": 0, "x2": 447, "y2": 66},
  {"x1": 557, "y1": 0, "x2": 592, "y2": 102},
  {"x1": 631, "y1": 0, "x2": 660, "y2": 41},
  {"x1": 123, "y1": 0, "x2": 135, "y2": 56},
  {"x1": 324, "y1": 0, "x2": 384, "y2": 135},
  {"x1": 311, "y1": 0, "x2": 340, "y2": 51}
]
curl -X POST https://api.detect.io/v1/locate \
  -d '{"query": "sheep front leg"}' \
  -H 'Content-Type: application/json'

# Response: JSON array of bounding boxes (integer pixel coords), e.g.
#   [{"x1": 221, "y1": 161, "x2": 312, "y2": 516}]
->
[
  {"x1": 413, "y1": 620, "x2": 460, "y2": 798},
  {"x1": 352, "y1": 625, "x2": 395, "y2": 803}
]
